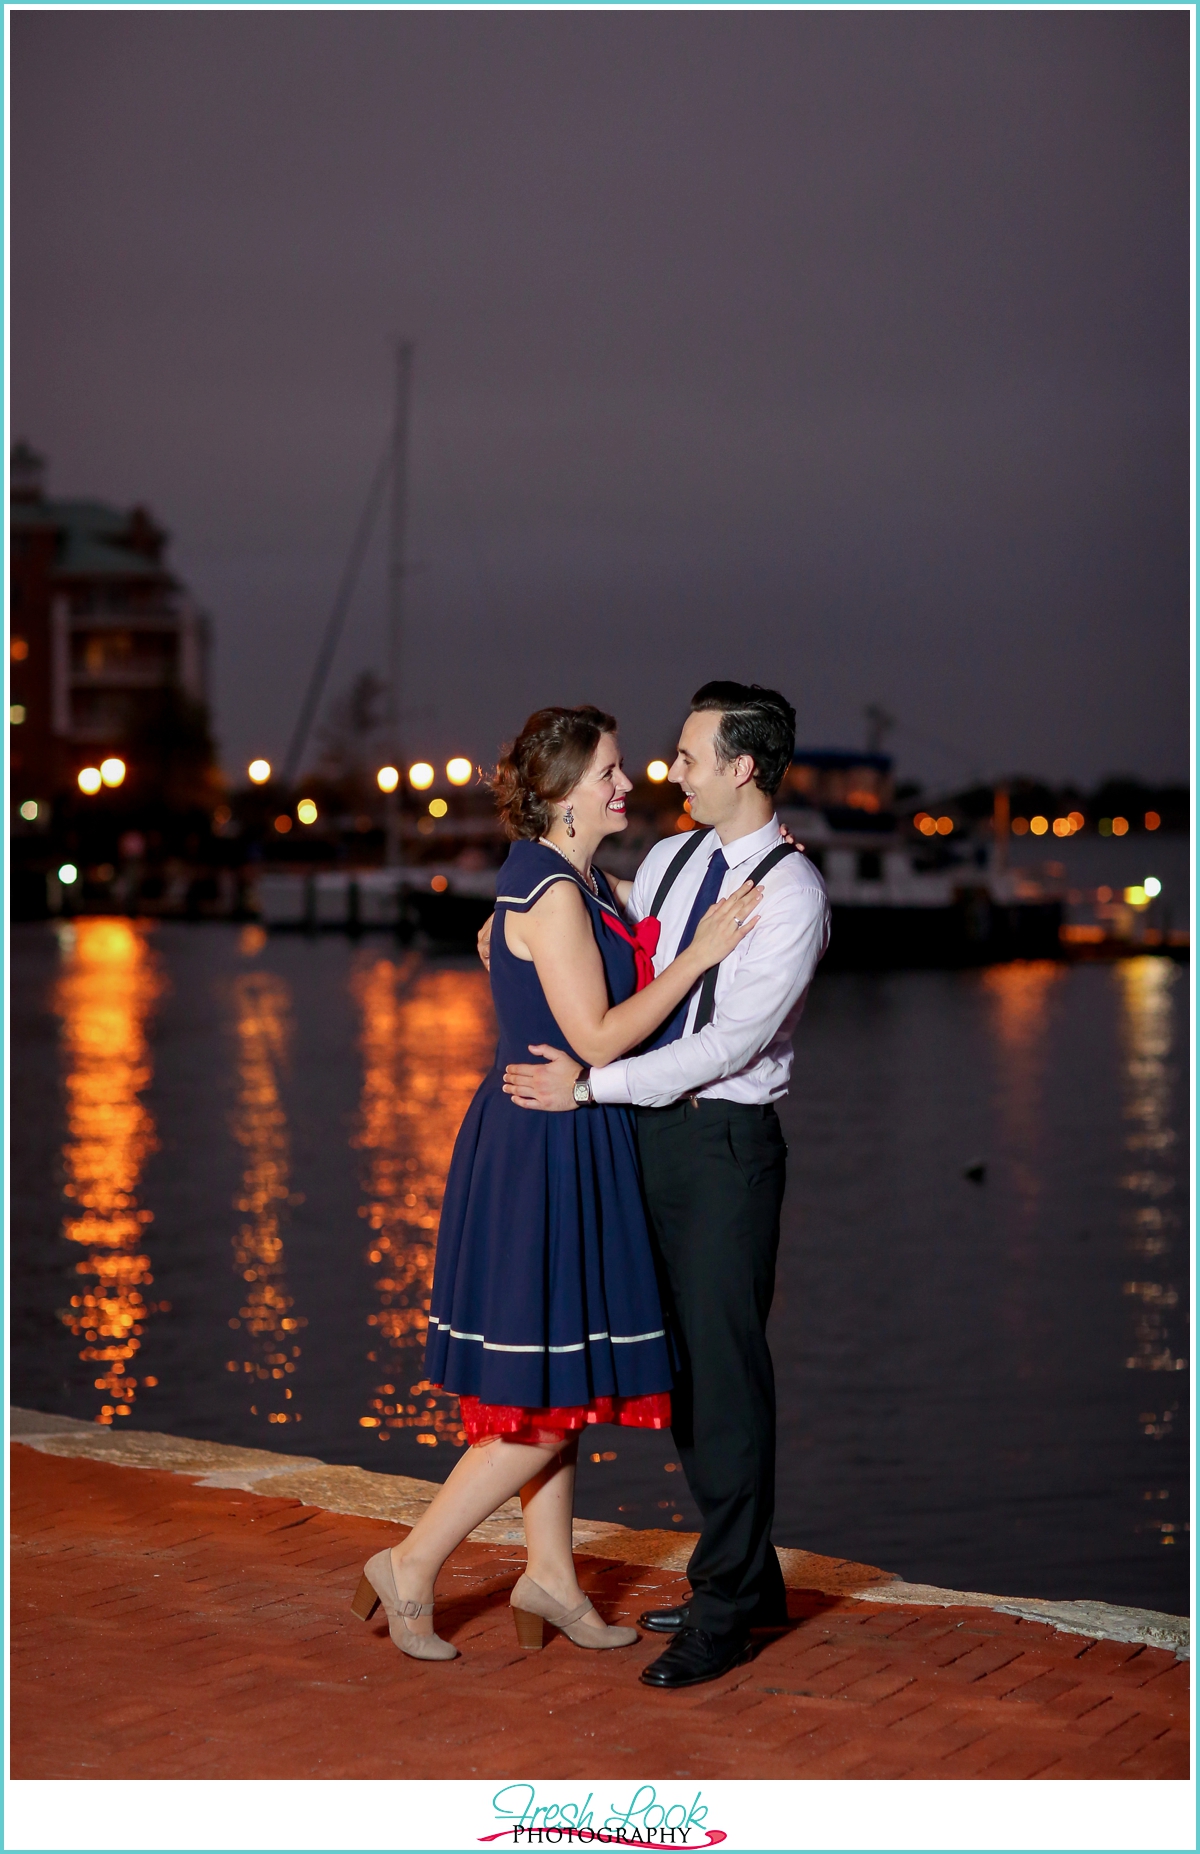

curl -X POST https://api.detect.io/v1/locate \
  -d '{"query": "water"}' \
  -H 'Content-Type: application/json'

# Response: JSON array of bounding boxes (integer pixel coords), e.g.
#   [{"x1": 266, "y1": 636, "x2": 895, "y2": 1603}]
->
[{"x1": 9, "y1": 918, "x2": 1189, "y2": 1616}]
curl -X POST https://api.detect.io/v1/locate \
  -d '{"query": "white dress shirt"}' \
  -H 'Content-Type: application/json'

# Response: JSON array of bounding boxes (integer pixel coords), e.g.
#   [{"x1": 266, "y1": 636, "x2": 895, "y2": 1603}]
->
[{"x1": 590, "y1": 816, "x2": 830, "y2": 1109}]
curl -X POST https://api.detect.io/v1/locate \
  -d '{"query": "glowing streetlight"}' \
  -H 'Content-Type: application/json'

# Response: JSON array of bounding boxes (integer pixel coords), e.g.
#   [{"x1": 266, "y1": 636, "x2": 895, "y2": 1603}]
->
[
  {"x1": 376, "y1": 765, "x2": 400, "y2": 794},
  {"x1": 297, "y1": 798, "x2": 318, "y2": 825},
  {"x1": 100, "y1": 757, "x2": 126, "y2": 788},
  {"x1": 77, "y1": 767, "x2": 102, "y2": 795},
  {"x1": 248, "y1": 759, "x2": 271, "y2": 785},
  {"x1": 446, "y1": 757, "x2": 473, "y2": 786},
  {"x1": 57, "y1": 863, "x2": 79, "y2": 885},
  {"x1": 647, "y1": 760, "x2": 669, "y2": 783},
  {"x1": 409, "y1": 762, "x2": 434, "y2": 791}
]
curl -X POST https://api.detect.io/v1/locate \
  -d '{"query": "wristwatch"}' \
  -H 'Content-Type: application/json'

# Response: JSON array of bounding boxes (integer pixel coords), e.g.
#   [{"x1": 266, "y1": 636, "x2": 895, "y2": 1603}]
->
[{"x1": 572, "y1": 1067, "x2": 594, "y2": 1106}]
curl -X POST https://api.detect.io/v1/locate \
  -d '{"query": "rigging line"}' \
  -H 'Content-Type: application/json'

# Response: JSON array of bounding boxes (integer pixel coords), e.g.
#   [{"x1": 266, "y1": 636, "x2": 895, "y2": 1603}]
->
[
  {"x1": 893, "y1": 719, "x2": 983, "y2": 783},
  {"x1": 281, "y1": 445, "x2": 391, "y2": 788}
]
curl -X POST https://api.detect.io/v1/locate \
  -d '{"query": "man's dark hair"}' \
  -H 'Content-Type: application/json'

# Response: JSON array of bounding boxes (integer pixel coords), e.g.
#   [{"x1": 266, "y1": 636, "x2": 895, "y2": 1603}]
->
[{"x1": 689, "y1": 681, "x2": 797, "y2": 796}]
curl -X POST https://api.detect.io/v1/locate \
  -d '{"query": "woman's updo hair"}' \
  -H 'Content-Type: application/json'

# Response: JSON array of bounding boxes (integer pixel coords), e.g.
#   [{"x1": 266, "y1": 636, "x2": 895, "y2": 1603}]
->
[{"x1": 491, "y1": 705, "x2": 618, "y2": 841}]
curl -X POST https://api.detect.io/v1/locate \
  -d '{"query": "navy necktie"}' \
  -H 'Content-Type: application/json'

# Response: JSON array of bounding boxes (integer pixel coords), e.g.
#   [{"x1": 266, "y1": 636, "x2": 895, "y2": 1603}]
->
[{"x1": 645, "y1": 846, "x2": 728, "y2": 1050}]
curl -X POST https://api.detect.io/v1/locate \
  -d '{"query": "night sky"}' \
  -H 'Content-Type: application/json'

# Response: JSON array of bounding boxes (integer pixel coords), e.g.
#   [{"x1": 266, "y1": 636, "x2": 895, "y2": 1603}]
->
[{"x1": 11, "y1": 10, "x2": 1190, "y2": 791}]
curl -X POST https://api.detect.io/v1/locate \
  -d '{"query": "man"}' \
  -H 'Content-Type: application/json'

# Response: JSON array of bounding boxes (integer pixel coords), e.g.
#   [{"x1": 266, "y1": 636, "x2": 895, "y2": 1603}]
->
[{"x1": 501, "y1": 681, "x2": 830, "y2": 1689}]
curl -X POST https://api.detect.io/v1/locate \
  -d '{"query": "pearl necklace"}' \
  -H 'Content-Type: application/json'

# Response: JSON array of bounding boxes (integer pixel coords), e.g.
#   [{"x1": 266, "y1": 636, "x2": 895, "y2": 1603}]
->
[{"x1": 539, "y1": 836, "x2": 599, "y2": 897}]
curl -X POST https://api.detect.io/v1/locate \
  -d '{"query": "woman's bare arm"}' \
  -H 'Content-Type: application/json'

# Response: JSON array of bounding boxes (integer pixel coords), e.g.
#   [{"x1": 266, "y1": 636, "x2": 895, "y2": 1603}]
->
[
  {"x1": 504, "y1": 878, "x2": 760, "y2": 1067},
  {"x1": 598, "y1": 872, "x2": 634, "y2": 910}
]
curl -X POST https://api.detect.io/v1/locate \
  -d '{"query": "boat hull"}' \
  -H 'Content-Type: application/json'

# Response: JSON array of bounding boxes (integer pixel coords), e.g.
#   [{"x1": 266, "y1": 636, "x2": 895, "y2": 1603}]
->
[{"x1": 823, "y1": 895, "x2": 1064, "y2": 969}]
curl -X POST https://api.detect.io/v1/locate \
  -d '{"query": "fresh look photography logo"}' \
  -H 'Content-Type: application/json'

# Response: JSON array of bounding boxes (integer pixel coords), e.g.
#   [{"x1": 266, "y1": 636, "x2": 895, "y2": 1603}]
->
[{"x1": 479, "y1": 1785, "x2": 726, "y2": 1846}]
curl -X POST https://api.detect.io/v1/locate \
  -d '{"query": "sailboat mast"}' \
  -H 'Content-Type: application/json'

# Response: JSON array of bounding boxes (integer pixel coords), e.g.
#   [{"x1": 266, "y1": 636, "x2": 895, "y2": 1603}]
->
[{"x1": 385, "y1": 339, "x2": 414, "y2": 867}]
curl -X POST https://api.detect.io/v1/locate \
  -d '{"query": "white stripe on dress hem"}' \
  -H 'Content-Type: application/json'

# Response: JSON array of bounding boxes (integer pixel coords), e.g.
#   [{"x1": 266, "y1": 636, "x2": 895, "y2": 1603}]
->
[{"x1": 439, "y1": 1328, "x2": 664, "y2": 1350}]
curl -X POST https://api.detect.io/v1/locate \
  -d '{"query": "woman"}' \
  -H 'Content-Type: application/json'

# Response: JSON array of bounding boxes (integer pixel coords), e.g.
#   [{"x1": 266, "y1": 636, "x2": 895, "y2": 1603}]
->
[{"x1": 350, "y1": 705, "x2": 761, "y2": 1661}]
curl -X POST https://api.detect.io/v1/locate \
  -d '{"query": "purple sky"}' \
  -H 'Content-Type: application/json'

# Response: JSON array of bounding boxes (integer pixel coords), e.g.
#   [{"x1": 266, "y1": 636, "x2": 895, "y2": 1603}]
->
[{"x1": 12, "y1": 10, "x2": 1190, "y2": 791}]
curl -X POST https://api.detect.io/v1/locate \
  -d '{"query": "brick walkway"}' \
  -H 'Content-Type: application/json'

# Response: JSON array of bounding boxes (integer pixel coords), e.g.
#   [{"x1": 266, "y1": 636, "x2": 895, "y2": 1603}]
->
[{"x1": 10, "y1": 1443, "x2": 1189, "y2": 1780}]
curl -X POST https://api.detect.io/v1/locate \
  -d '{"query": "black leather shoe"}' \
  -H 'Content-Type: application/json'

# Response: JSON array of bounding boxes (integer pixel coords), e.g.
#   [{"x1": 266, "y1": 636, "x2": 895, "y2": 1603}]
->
[
  {"x1": 638, "y1": 1604, "x2": 690, "y2": 1632},
  {"x1": 638, "y1": 1603, "x2": 789, "y2": 1634},
  {"x1": 639, "y1": 1626, "x2": 753, "y2": 1689}
]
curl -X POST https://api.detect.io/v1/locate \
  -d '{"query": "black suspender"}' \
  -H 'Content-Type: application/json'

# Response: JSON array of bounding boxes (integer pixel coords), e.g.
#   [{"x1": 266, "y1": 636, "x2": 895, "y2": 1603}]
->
[
  {"x1": 691, "y1": 840, "x2": 798, "y2": 1033},
  {"x1": 649, "y1": 826, "x2": 709, "y2": 919},
  {"x1": 647, "y1": 828, "x2": 799, "y2": 1034}
]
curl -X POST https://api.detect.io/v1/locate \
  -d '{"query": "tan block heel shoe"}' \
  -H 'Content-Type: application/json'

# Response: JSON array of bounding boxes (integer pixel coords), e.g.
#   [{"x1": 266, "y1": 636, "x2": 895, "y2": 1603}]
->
[
  {"x1": 510, "y1": 1573, "x2": 638, "y2": 1650},
  {"x1": 351, "y1": 1549, "x2": 458, "y2": 1661}
]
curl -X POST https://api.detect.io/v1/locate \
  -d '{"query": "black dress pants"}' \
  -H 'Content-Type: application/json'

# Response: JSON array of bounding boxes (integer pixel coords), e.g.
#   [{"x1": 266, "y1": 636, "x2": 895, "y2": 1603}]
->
[{"x1": 636, "y1": 1097, "x2": 788, "y2": 1635}]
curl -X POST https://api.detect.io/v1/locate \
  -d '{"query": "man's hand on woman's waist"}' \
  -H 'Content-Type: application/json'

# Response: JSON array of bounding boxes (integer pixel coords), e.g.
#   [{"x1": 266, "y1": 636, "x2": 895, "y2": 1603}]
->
[{"x1": 503, "y1": 1044, "x2": 583, "y2": 1111}]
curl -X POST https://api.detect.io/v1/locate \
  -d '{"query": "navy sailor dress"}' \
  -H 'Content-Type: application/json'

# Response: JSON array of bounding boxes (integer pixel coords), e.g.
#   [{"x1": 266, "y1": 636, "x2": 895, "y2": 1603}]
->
[{"x1": 425, "y1": 838, "x2": 673, "y2": 1445}]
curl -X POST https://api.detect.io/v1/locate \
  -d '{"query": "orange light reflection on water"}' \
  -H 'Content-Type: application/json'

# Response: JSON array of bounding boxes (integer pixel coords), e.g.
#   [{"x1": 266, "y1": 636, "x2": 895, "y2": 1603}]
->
[
  {"x1": 1115, "y1": 959, "x2": 1184, "y2": 1382},
  {"x1": 226, "y1": 970, "x2": 306, "y2": 1427},
  {"x1": 53, "y1": 918, "x2": 166, "y2": 1423},
  {"x1": 980, "y1": 959, "x2": 1066, "y2": 1379},
  {"x1": 350, "y1": 954, "x2": 496, "y2": 1448}
]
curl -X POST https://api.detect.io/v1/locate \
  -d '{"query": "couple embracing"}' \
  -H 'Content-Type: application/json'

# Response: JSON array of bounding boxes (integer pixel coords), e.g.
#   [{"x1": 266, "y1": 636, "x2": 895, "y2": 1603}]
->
[{"x1": 351, "y1": 681, "x2": 830, "y2": 1690}]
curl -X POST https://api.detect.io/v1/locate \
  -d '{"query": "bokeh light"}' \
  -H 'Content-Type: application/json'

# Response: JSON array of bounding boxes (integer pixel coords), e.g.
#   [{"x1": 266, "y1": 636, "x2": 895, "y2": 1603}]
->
[
  {"x1": 1011, "y1": 817, "x2": 1029, "y2": 835},
  {"x1": 274, "y1": 815, "x2": 292, "y2": 834},
  {"x1": 19, "y1": 799, "x2": 38, "y2": 821},
  {"x1": 296, "y1": 798, "x2": 318, "y2": 825},
  {"x1": 408, "y1": 762, "x2": 434, "y2": 790},
  {"x1": 430, "y1": 874, "x2": 449, "y2": 892},
  {"x1": 1112, "y1": 816, "x2": 1129, "y2": 836},
  {"x1": 1144, "y1": 877, "x2": 1162, "y2": 898},
  {"x1": 1030, "y1": 815, "x2": 1049, "y2": 836},
  {"x1": 376, "y1": 765, "x2": 400, "y2": 794},
  {"x1": 446, "y1": 758, "x2": 473, "y2": 786},
  {"x1": 58, "y1": 863, "x2": 79, "y2": 885},
  {"x1": 428, "y1": 798, "x2": 448, "y2": 818},
  {"x1": 10, "y1": 704, "x2": 26, "y2": 725},
  {"x1": 100, "y1": 758, "x2": 126, "y2": 788},
  {"x1": 248, "y1": 759, "x2": 271, "y2": 785},
  {"x1": 1124, "y1": 886, "x2": 1148, "y2": 907},
  {"x1": 935, "y1": 816, "x2": 954, "y2": 835},
  {"x1": 77, "y1": 767, "x2": 102, "y2": 795},
  {"x1": 1145, "y1": 811, "x2": 1161, "y2": 831},
  {"x1": 647, "y1": 760, "x2": 669, "y2": 783}
]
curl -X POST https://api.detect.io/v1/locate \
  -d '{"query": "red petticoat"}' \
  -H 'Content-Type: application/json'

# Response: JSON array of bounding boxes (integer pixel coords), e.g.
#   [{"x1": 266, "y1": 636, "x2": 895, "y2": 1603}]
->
[{"x1": 455, "y1": 1391, "x2": 671, "y2": 1447}]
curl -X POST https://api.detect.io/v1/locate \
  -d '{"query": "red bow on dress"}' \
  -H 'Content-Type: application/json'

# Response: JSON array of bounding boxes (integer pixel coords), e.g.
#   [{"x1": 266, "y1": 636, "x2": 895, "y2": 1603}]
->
[{"x1": 601, "y1": 913, "x2": 661, "y2": 992}]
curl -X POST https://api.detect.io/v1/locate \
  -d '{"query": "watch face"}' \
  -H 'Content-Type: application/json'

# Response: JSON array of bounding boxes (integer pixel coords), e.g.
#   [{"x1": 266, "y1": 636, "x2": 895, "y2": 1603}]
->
[{"x1": 573, "y1": 1081, "x2": 589, "y2": 1102}]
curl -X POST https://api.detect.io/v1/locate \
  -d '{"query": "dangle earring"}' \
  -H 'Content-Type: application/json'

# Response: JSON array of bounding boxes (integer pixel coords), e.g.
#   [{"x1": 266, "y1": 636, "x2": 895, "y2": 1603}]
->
[{"x1": 563, "y1": 806, "x2": 576, "y2": 838}]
